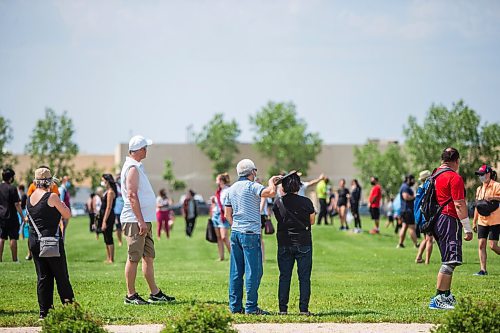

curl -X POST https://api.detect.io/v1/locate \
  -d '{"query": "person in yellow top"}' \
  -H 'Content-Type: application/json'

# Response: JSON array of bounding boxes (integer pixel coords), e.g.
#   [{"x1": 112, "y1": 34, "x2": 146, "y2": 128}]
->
[
  {"x1": 315, "y1": 177, "x2": 329, "y2": 225},
  {"x1": 472, "y1": 164, "x2": 500, "y2": 276}
]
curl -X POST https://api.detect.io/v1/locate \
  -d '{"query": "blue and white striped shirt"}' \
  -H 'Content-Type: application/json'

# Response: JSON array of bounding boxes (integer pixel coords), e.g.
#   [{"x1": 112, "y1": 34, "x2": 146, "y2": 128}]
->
[{"x1": 224, "y1": 177, "x2": 265, "y2": 234}]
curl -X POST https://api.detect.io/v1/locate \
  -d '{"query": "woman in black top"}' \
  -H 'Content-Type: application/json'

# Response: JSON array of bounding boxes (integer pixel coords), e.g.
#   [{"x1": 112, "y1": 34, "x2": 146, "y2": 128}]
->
[
  {"x1": 350, "y1": 179, "x2": 362, "y2": 233},
  {"x1": 273, "y1": 171, "x2": 316, "y2": 315},
  {"x1": 99, "y1": 174, "x2": 116, "y2": 264},
  {"x1": 26, "y1": 167, "x2": 74, "y2": 319},
  {"x1": 336, "y1": 179, "x2": 350, "y2": 231}
]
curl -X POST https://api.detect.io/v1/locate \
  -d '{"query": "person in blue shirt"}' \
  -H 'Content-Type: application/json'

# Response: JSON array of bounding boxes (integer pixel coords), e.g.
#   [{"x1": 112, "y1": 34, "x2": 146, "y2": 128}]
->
[
  {"x1": 397, "y1": 174, "x2": 419, "y2": 248},
  {"x1": 224, "y1": 159, "x2": 279, "y2": 315}
]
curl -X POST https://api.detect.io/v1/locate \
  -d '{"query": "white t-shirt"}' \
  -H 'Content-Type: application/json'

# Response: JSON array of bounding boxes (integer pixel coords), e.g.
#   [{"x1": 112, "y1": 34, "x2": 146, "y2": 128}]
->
[{"x1": 156, "y1": 196, "x2": 170, "y2": 212}]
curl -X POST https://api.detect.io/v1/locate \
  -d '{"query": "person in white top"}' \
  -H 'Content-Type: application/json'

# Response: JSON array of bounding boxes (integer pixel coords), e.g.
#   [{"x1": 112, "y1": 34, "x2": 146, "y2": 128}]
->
[
  {"x1": 156, "y1": 189, "x2": 172, "y2": 240},
  {"x1": 120, "y1": 135, "x2": 175, "y2": 305}
]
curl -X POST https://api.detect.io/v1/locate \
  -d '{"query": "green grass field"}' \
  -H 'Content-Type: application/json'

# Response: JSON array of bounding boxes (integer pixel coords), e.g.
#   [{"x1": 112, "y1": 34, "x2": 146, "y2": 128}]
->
[{"x1": 0, "y1": 215, "x2": 498, "y2": 327}]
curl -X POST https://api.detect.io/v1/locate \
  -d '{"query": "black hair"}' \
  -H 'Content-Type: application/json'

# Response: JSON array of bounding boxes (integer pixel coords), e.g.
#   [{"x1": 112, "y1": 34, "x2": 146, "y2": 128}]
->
[
  {"x1": 159, "y1": 188, "x2": 167, "y2": 197},
  {"x1": 282, "y1": 173, "x2": 302, "y2": 194},
  {"x1": 405, "y1": 174, "x2": 415, "y2": 183},
  {"x1": 441, "y1": 147, "x2": 460, "y2": 163},
  {"x1": 352, "y1": 179, "x2": 361, "y2": 189},
  {"x1": 491, "y1": 170, "x2": 498, "y2": 181},
  {"x1": 189, "y1": 189, "x2": 196, "y2": 197},
  {"x1": 18, "y1": 184, "x2": 25, "y2": 191},
  {"x1": 371, "y1": 176, "x2": 378, "y2": 182},
  {"x1": 102, "y1": 173, "x2": 117, "y2": 195},
  {"x1": 2, "y1": 168, "x2": 15, "y2": 182}
]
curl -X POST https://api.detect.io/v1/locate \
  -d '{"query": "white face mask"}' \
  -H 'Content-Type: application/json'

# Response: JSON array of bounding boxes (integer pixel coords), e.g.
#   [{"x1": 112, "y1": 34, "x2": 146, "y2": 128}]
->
[
  {"x1": 100, "y1": 181, "x2": 106, "y2": 187},
  {"x1": 479, "y1": 175, "x2": 487, "y2": 183}
]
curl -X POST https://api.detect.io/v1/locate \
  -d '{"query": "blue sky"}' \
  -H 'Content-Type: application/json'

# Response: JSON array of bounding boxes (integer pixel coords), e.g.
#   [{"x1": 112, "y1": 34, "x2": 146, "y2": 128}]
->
[{"x1": 1, "y1": 0, "x2": 499, "y2": 154}]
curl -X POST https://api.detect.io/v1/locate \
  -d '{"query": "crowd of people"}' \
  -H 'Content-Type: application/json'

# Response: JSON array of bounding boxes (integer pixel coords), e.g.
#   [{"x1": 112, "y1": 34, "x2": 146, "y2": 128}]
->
[{"x1": 0, "y1": 136, "x2": 498, "y2": 317}]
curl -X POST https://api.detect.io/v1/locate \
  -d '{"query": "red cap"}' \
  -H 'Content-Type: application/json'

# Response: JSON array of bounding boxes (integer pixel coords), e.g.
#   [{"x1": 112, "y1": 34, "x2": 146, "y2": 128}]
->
[{"x1": 475, "y1": 164, "x2": 492, "y2": 175}]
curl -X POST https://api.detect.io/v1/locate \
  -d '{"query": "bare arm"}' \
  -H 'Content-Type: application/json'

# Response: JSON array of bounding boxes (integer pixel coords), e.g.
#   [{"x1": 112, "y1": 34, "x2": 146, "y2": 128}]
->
[
  {"x1": 309, "y1": 213, "x2": 316, "y2": 225},
  {"x1": 454, "y1": 199, "x2": 468, "y2": 220},
  {"x1": 306, "y1": 174, "x2": 324, "y2": 187},
  {"x1": 225, "y1": 206, "x2": 233, "y2": 226},
  {"x1": 126, "y1": 167, "x2": 147, "y2": 235},
  {"x1": 261, "y1": 176, "x2": 279, "y2": 198},
  {"x1": 402, "y1": 192, "x2": 415, "y2": 201},
  {"x1": 259, "y1": 197, "x2": 267, "y2": 214},
  {"x1": 15, "y1": 202, "x2": 24, "y2": 218},
  {"x1": 48, "y1": 193, "x2": 71, "y2": 219}
]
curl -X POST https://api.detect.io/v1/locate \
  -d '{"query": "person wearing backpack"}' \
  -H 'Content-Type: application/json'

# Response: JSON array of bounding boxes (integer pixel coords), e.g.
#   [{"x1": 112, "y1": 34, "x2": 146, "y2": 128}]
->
[
  {"x1": 428, "y1": 147, "x2": 473, "y2": 310},
  {"x1": 472, "y1": 164, "x2": 500, "y2": 276},
  {"x1": 415, "y1": 170, "x2": 434, "y2": 264}
]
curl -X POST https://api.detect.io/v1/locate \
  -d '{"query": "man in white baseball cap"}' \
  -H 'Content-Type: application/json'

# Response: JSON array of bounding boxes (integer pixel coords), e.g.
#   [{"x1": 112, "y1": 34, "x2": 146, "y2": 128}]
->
[
  {"x1": 120, "y1": 135, "x2": 175, "y2": 305},
  {"x1": 128, "y1": 135, "x2": 153, "y2": 152}
]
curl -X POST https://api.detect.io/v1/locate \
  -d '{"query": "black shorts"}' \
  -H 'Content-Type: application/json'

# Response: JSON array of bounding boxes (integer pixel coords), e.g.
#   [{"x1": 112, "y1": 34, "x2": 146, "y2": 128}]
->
[
  {"x1": 369, "y1": 207, "x2": 380, "y2": 220},
  {"x1": 388, "y1": 215, "x2": 394, "y2": 222},
  {"x1": 401, "y1": 211, "x2": 415, "y2": 225},
  {"x1": 434, "y1": 214, "x2": 462, "y2": 265},
  {"x1": 478, "y1": 224, "x2": 500, "y2": 241},
  {"x1": 0, "y1": 219, "x2": 20, "y2": 240}
]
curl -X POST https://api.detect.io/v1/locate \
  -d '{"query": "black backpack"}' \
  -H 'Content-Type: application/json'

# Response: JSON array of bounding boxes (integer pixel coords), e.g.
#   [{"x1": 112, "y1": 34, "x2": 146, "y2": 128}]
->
[{"x1": 418, "y1": 167, "x2": 454, "y2": 234}]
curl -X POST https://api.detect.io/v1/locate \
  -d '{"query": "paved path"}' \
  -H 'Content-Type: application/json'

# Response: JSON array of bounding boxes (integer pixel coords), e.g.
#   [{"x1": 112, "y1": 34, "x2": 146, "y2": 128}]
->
[{"x1": 0, "y1": 323, "x2": 434, "y2": 333}]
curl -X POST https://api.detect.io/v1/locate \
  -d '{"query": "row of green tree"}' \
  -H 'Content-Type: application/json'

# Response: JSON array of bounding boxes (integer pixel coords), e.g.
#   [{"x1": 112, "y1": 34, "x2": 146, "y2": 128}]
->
[
  {"x1": 1, "y1": 99, "x2": 498, "y2": 200},
  {"x1": 354, "y1": 100, "x2": 499, "y2": 201}
]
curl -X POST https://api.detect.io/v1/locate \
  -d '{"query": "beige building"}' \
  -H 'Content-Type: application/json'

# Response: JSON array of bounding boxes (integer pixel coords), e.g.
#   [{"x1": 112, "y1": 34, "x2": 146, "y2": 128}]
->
[
  {"x1": 114, "y1": 143, "x2": 363, "y2": 203},
  {"x1": 14, "y1": 142, "x2": 385, "y2": 203}
]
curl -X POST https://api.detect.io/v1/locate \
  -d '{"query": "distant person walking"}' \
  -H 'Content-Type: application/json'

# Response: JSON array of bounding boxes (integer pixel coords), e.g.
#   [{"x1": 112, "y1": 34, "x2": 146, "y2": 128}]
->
[
  {"x1": 316, "y1": 177, "x2": 329, "y2": 225},
  {"x1": 26, "y1": 167, "x2": 74, "y2": 319},
  {"x1": 114, "y1": 174, "x2": 124, "y2": 246},
  {"x1": 273, "y1": 171, "x2": 315, "y2": 315},
  {"x1": 350, "y1": 179, "x2": 362, "y2": 233},
  {"x1": 212, "y1": 173, "x2": 231, "y2": 261},
  {"x1": 334, "y1": 179, "x2": 350, "y2": 231},
  {"x1": 182, "y1": 190, "x2": 198, "y2": 237},
  {"x1": 86, "y1": 193, "x2": 96, "y2": 233},
  {"x1": 428, "y1": 148, "x2": 473, "y2": 310},
  {"x1": 0, "y1": 168, "x2": 24, "y2": 262},
  {"x1": 99, "y1": 174, "x2": 117, "y2": 263},
  {"x1": 415, "y1": 170, "x2": 434, "y2": 264},
  {"x1": 156, "y1": 189, "x2": 172, "y2": 240},
  {"x1": 472, "y1": 164, "x2": 500, "y2": 276},
  {"x1": 298, "y1": 173, "x2": 324, "y2": 197},
  {"x1": 225, "y1": 159, "x2": 279, "y2": 315},
  {"x1": 18, "y1": 184, "x2": 31, "y2": 260},
  {"x1": 368, "y1": 177, "x2": 382, "y2": 234},
  {"x1": 397, "y1": 175, "x2": 418, "y2": 248},
  {"x1": 120, "y1": 135, "x2": 175, "y2": 305},
  {"x1": 58, "y1": 176, "x2": 72, "y2": 237}
]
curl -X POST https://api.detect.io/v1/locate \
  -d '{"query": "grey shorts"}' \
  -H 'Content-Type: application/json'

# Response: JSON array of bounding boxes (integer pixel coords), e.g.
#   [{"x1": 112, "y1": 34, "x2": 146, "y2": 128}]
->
[{"x1": 434, "y1": 214, "x2": 462, "y2": 265}]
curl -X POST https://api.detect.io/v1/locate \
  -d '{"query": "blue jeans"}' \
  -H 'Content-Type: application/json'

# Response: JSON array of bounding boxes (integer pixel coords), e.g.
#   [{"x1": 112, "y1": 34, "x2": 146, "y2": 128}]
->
[
  {"x1": 229, "y1": 231, "x2": 263, "y2": 313},
  {"x1": 277, "y1": 245, "x2": 312, "y2": 312}
]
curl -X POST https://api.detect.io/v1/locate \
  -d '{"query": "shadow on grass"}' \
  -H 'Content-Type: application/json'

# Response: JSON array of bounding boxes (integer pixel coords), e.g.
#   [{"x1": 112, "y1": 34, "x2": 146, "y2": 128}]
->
[
  {"x1": 313, "y1": 309, "x2": 381, "y2": 317},
  {"x1": 0, "y1": 309, "x2": 38, "y2": 317}
]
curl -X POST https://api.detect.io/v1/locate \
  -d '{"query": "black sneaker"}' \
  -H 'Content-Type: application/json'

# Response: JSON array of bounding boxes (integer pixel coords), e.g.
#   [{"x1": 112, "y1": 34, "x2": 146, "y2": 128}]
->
[
  {"x1": 231, "y1": 309, "x2": 245, "y2": 314},
  {"x1": 124, "y1": 293, "x2": 149, "y2": 305},
  {"x1": 247, "y1": 307, "x2": 270, "y2": 315},
  {"x1": 299, "y1": 311, "x2": 312, "y2": 316},
  {"x1": 148, "y1": 290, "x2": 175, "y2": 303},
  {"x1": 473, "y1": 270, "x2": 488, "y2": 276}
]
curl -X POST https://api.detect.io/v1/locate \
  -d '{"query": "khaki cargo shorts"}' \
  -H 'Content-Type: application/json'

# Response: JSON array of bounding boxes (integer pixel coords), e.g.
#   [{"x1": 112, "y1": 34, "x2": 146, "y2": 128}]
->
[{"x1": 122, "y1": 222, "x2": 155, "y2": 262}]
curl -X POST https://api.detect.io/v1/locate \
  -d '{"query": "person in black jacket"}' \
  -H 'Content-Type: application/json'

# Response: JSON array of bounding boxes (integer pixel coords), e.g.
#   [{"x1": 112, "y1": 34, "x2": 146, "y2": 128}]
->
[
  {"x1": 350, "y1": 179, "x2": 362, "y2": 233},
  {"x1": 273, "y1": 171, "x2": 316, "y2": 315}
]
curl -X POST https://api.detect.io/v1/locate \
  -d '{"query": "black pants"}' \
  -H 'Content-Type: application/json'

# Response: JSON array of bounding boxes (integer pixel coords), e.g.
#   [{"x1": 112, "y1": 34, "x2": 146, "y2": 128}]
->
[
  {"x1": 351, "y1": 205, "x2": 361, "y2": 229},
  {"x1": 277, "y1": 245, "x2": 312, "y2": 313},
  {"x1": 30, "y1": 238, "x2": 74, "y2": 317},
  {"x1": 88, "y1": 213, "x2": 95, "y2": 232},
  {"x1": 185, "y1": 217, "x2": 196, "y2": 237},
  {"x1": 317, "y1": 199, "x2": 328, "y2": 225}
]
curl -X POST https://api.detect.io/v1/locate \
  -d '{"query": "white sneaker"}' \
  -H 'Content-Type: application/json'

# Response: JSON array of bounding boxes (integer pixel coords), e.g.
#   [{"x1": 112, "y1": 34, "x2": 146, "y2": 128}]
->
[{"x1": 429, "y1": 294, "x2": 454, "y2": 310}]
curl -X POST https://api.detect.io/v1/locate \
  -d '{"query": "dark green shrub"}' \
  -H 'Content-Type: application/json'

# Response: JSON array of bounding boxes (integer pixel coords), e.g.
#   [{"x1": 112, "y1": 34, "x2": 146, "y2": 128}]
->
[
  {"x1": 162, "y1": 304, "x2": 237, "y2": 333},
  {"x1": 431, "y1": 297, "x2": 499, "y2": 333},
  {"x1": 42, "y1": 303, "x2": 106, "y2": 333}
]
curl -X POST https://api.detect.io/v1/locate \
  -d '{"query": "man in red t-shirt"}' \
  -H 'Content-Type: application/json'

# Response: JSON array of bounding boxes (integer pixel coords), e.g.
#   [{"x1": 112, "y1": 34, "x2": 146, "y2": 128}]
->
[
  {"x1": 368, "y1": 176, "x2": 382, "y2": 234},
  {"x1": 428, "y1": 147, "x2": 473, "y2": 310}
]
